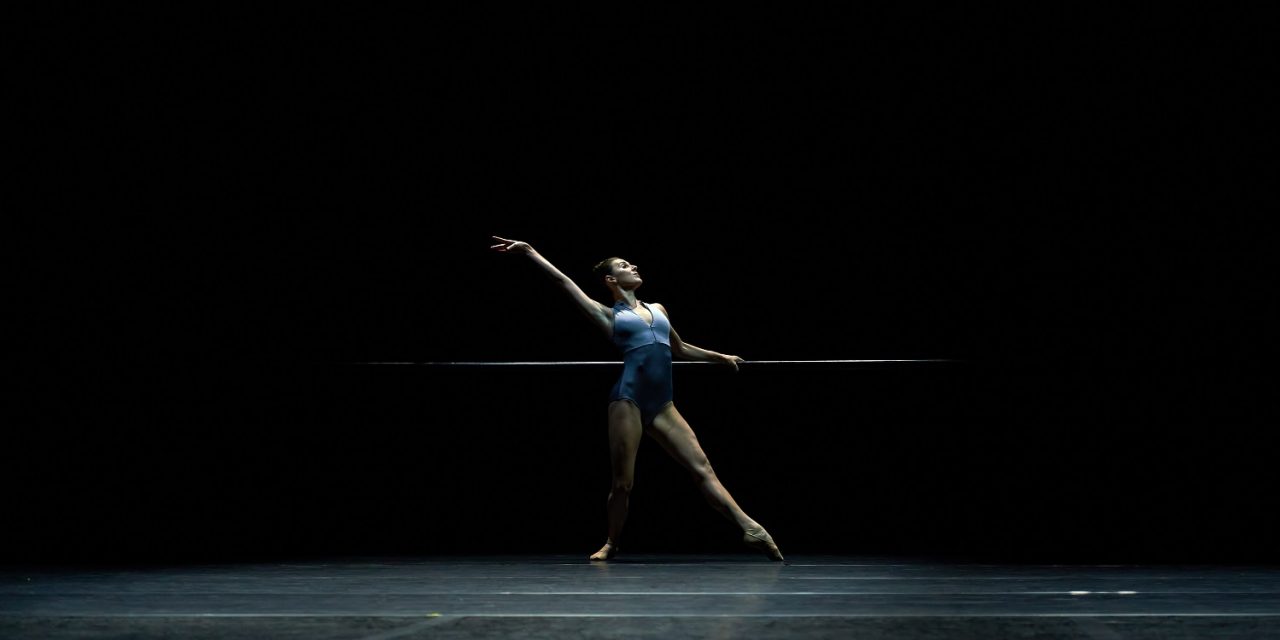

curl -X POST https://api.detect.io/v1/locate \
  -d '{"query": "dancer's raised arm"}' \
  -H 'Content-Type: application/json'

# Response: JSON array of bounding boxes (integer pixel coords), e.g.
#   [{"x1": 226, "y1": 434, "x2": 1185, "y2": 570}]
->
[{"x1": 490, "y1": 236, "x2": 612, "y2": 337}]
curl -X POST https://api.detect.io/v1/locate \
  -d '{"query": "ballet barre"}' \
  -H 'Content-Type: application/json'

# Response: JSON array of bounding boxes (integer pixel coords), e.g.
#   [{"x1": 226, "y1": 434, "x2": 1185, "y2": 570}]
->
[{"x1": 351, "y1": 359, "x2": 956, "y2": 366}]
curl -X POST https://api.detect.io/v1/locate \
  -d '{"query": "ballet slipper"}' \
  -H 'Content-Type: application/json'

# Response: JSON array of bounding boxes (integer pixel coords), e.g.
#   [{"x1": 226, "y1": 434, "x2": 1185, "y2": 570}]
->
[
  {"x1": 743, "y1": 526, "x2": 784, "y2": 561},
  {"x1": 586, "y1": 540, "x2": 616, "y2": 560}
]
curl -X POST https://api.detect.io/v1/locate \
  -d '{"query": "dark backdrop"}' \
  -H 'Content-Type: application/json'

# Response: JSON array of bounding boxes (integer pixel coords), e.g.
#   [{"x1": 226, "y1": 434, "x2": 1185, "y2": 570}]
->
[{"x1": 11, "y1": 7, "x2": 1274, "y2": 565}]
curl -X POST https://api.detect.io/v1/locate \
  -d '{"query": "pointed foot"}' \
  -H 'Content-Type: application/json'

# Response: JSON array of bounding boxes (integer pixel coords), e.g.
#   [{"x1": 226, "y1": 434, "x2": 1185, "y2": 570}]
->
[{"x1": 743, "y1": 526, "x2": 784, "y2": 561}]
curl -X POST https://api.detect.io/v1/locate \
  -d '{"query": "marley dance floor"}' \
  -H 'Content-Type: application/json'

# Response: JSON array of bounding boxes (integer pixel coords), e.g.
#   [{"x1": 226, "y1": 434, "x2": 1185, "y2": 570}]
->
[{"x1": 3, "y1": 554, "x2": 1279, "y2": 639}]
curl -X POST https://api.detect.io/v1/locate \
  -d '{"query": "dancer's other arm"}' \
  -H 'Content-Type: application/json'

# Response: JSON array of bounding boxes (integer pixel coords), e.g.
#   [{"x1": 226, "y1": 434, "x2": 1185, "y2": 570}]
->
[
  {"x1": 652, "y1": 303, "x2": 745, "y2": 372},
  {"x1": 490, "y1": 236, "x2": 612, "y2": 337}
]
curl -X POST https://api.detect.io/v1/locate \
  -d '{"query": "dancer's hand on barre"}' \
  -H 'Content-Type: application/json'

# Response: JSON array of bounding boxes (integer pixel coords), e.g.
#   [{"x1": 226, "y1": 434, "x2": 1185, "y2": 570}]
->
[
  {"x1": 490, "y1": 236, "x2": 532, "y2": 254},
  {"x1": 716, "y1": 353, "x2": 746, "y2": 372}
]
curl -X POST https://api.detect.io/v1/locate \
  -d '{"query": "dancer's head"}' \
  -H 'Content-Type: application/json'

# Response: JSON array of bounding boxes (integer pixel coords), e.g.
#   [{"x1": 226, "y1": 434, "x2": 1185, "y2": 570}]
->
[{"x1": 593, "y1": 257, "x2": 642, "y2": 293}]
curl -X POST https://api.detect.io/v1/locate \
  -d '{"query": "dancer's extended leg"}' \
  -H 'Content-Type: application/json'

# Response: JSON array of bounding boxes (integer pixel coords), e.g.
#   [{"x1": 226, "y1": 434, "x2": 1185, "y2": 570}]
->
[{"x1": 648, "y1": 403, "x2": 784, "y2": 561}]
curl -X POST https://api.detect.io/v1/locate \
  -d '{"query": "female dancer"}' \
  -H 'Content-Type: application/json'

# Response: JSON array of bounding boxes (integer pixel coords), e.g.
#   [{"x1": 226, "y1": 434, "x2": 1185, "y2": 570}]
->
[{"x1": 490, "y1": 236, "x2": 784, "y2": 561}]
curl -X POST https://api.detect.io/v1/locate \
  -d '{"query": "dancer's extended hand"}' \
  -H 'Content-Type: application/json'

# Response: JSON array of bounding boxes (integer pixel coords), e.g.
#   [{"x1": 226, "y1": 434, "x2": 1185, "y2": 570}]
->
[
  {"x1": 490, "y1": 236, "x2": 532, "y2": 254},
  {"x1": 717, "y1": 353, "x2": 745, "y2": 372}
]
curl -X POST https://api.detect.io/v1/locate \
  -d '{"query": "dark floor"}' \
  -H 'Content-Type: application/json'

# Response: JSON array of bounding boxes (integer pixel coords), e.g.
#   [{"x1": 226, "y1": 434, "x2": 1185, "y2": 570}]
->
[{"x1": 3, "y1": 555, "x2": 1279, "y2": 639}]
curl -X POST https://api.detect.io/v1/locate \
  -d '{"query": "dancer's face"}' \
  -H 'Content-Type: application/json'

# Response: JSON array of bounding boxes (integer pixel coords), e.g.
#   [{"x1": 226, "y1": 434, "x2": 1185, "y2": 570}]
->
[{"x1": 610, "y1": 259, "x2": 642, "y2": 289}]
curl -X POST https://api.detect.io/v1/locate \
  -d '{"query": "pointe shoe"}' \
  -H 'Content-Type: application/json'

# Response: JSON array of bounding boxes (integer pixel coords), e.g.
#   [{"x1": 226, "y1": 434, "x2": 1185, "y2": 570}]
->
[
  {"x1": 589, "y1": 540, "x2": 618, "y2": 561},
  {"x1": 743, "y1": 526, "x2": 784, "y2": 561}
]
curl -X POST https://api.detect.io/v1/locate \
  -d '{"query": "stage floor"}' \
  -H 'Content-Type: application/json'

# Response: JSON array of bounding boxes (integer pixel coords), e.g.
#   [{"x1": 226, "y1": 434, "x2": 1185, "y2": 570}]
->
[{"x1": 3, "y1": 554, "x2": 1279, "y2": 639}]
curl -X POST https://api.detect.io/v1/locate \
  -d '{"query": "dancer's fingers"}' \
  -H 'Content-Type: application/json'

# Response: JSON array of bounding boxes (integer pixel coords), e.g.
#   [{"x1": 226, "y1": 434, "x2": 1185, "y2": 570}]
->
[{"x1": 724, "y1": 354, "x2": 744, "y2": 372}]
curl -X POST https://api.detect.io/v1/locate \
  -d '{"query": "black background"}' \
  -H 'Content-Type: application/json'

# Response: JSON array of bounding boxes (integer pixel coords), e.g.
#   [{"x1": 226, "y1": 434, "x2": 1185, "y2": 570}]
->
[{"x1": 11, "y1": 7, "x2": 1274, "y2": 566}]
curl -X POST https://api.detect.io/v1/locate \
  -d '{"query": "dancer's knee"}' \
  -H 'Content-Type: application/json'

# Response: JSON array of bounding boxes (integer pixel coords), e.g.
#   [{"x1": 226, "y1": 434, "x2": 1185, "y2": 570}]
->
[{"x1": 690, "y1": 461, "x2": 715, "y2": 481}]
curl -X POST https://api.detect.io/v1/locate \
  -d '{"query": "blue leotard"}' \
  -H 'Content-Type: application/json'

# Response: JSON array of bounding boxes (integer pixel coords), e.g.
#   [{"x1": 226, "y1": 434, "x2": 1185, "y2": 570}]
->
[{"x1": 608, "y1": 300, "x2": 673, "y2": 426}]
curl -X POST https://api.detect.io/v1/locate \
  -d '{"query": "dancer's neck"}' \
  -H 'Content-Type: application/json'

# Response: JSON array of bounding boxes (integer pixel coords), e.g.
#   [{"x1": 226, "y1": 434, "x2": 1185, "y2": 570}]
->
[{"x1": 613, "y1": 291, "x2": 639, "y2": 308}]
